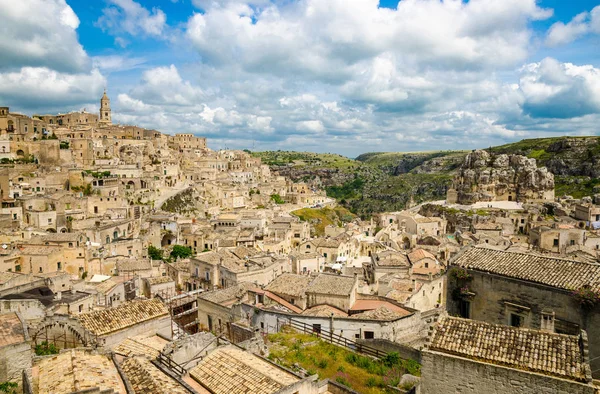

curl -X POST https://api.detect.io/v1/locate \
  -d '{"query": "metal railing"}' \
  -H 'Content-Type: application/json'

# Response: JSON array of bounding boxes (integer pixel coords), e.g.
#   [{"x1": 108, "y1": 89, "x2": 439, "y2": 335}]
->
[
  {"x1": 156, "y1": 352, "x2": 187, "y2": 376},
  {"x1": 287, "y1": 319, "x2": 387, "y2": 360}
]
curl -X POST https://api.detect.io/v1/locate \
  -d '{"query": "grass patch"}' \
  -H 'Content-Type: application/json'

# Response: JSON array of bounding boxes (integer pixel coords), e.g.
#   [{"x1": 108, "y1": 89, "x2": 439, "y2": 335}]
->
[
  {"x1": 291, "y1": 206, "x2": 356, "y2": 236},
  {"x1": 267, "y1": 327, "x2": 420, "y2": 394}
]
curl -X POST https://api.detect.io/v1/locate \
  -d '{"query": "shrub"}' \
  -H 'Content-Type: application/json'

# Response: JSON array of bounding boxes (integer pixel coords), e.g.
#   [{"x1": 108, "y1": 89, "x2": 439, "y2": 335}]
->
[
  {"x1": 334, "y1": 372, "x2": 352, "y2": 388},
  {"x1": 170, "y1": 245, "x2": 193, "y2": 260},
  {"x1": 450, "y1": 267, "x2": 472, "y2": 281},
  {"x1": 270, "y1": 194, "x2": 285, "y2": 204},
  {"x1": 382, "y1": 352, "x2": 400, "y2": 367},
  {"x1": 316, "y1": 359, "x2": 328, "y2": 369},
  {"x1": 572, "y1": 286, "x2": 600, "y2": 309},
  {"x1": 35, "y1": 341, "x2": 59, "y2": 356},
  {"x1": 148, "y1": 245, "x2": 163, "y2": 260},
  {"x1": 0, "y1": 382, "x2": 17, "y2": 394}
]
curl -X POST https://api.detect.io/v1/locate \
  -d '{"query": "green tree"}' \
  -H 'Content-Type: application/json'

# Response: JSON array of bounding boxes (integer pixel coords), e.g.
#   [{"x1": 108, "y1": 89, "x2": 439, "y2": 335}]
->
[
  {"x1": 148, "y1": 245, "x2": 163, "y2": 260},
  {"x1": 270, "y1": 194, "x2": 285, "y2": 204},
  {"x1": 0, "y1": 382, "x2": 17, "y2": 394},
  {"x1": 34, "y1": 341, "x2": 59, "y2": 356},
  {"x1": 170, "y1": 245, "x2": 193, "y2": 260}
]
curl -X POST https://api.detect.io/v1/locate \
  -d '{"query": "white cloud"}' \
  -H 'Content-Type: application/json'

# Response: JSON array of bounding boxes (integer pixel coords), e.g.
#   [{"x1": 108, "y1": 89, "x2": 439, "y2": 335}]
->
[
  {"x1": 0, "y1": 0, "x2": 89, "y2": 72},
  {"x1": 187, "y1": 0, "x2": 550, "y2": 78},
  {"x1": 546, "y1": 5, "x2": 600, "y2": 46},
  {"x1": 92, "y1": 55, "x2": 146, "y2": 72},
  {"x1": 296, "y1": 120, "x2": 325, "y2": 133},
  {"x1": 96, "y1": 0, "x2": 167, "y2": 39},
  {"x1": 518, "y1": 58, "x2": 600, "y2": 119},
  {"x1": 0, "y1": 67, "x2": 105, "y2": 109}
]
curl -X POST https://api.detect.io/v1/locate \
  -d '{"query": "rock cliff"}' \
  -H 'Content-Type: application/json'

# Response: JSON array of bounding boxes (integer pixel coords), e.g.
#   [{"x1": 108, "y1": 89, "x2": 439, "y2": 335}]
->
[{"x1": 449, "y1": 150, "x2": 554, "y2": 204}]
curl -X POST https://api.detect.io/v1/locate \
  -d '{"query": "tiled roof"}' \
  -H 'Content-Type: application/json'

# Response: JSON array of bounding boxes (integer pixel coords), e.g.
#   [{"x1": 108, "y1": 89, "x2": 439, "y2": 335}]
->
[
  {"x1": 0, "y1": 312, "x2": 25, "y2": 347},
  {"x1": 350, "y1": 300, "x2": 412, "y2": 318},
  {"x1": 452, "y1": 246, "x2": 600, "y2": 292},
  {"x1": 116, "y1": 258, "x2": 152, "y2": 271},
  {"x1": 350, "y1": 306, "x2": 409, "y2": 321},
  {"x1": 36, "y1": 349, "x2": 124, "y2": 394},
  {"x1": 146, "y1": 276, "x2": 174, "y2": 285},
  {"x1": 93, "y1": 278, "x2": 119, "y2": 294},
  {"x1": 189, "y1": 346, "x2": 299, "y2": 394},
  {"x1": 113, "y1": 336, "x2": 164, "y2": 359},
  {"x1": 121, "y1": 356, "x2": 188, "y2": 394},
  {"x1": 407, "y1": 249, "x2": 436, "y2": 264},
  {"x1": 200, "y1": 282, "x2": 253, "y2": 306},
  {"x1": 429, "y1": 317, "x2": 587, "y2": 382},
  {"x1": 265, "y1": 273, "x2": 312, "y2": 298},
  {"x1": 301, "y1": 304, "x2": 347, "y2": 317},
  {"x1": 78, "y1": 298, "x2": 168, "y2": 336},
  {"x1": 306, "y1": 273, "x2": 355, "y2": 296}
]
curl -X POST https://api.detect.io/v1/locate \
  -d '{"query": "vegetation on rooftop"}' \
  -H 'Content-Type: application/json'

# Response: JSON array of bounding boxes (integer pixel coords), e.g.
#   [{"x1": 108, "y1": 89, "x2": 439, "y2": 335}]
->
[
  {"x1": 0, "y1": 382, "x2": 17, "y2": 394},
  {"x1": 267, "y1": 327, "x2": 420, "y2": 393},
  {"x1": 291, "y1": 206, "x2": 356, "y2": 236},
  {"x1": 34, "y1": 341, "x2": 59, "y2": 356}
]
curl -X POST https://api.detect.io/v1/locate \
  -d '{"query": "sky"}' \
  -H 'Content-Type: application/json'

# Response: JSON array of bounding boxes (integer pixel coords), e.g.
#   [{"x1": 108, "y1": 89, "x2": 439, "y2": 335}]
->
[{"x1": 0, "y1": 0, "x2": 599, "y2": 156}]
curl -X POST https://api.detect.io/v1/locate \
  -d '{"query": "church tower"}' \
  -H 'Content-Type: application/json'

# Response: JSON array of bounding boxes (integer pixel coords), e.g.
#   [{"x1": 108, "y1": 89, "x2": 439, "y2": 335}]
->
[{"x1": 99, "y1": 90, "x2": 112, "y2": 126}]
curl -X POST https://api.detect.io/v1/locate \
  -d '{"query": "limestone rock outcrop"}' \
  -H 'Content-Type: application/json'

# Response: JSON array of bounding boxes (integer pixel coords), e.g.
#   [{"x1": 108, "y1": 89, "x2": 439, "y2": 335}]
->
[{"x1": 447, "y1": 150, "x2": 555, "y2": 204}]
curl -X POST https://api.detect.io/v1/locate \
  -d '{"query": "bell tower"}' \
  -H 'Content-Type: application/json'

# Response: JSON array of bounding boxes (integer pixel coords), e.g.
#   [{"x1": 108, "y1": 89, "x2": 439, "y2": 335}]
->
[{"x1": 99, "y1": 90, "x2": 112, "y2": 126}]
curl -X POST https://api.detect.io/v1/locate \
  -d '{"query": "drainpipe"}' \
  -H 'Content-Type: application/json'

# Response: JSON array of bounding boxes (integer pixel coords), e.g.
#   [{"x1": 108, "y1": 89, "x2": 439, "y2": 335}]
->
[{"x1": 330, "y1": 313, "x2": 334, "y2": 342}]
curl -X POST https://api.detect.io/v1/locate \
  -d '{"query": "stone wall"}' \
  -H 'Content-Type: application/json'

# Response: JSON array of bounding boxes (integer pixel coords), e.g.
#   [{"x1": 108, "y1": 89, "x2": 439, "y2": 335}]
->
[
  {"x1": 420, "y1": 350, "x2": 595, "y2": 394},
  {"x1": 356, "y1": 338, "x2": 421, "y2": 363},
  {"x1": 446, "y1": 270, "x2": 600, "y2": 377}
]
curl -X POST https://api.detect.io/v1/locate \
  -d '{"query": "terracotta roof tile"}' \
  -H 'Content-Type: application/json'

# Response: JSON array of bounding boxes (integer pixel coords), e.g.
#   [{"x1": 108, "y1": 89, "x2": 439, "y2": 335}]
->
[
  {"x1": 452, "y1": 246, "x2": 600, "y2": 292},
  {"x1": 429, "y1": 317, "x2": 587, "y2": 382},
  {"x1": 189, "y1": 346, "x2": 298, "y2": 394},
  {"x1": 78, "y1": 298, "x2": 168, "y2": 336}
]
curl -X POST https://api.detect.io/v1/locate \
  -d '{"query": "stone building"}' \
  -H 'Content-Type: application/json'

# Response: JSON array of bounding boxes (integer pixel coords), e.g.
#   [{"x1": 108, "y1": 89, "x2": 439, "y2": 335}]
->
[
  {"x1": 0, "y1": 312, "x2": 31, "y2": 390},
  {"x1": 447, "y1": 246, "x2": 600, "y2": 377},
  {"x1": 421, "y1": 317, "x2": 595, "y2": 394},
  {"x1": 99, "y1": 90, "x2": 112, "y2": 126},
  {"x1": 77, "y1": 298, "x2": 170, "y2": 349}
]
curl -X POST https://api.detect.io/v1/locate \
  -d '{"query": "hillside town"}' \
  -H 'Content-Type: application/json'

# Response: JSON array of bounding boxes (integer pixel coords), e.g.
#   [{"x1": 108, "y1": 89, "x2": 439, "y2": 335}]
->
[{"x1": 0, "y1": 94, "x2": 599, "y2": 394}]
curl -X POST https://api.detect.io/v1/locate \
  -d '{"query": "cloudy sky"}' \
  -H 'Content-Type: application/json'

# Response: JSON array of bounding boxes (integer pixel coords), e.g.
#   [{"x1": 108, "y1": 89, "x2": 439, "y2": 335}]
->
[{"x1": 1, "y1": 0, "x2": 599, "y2": 156}]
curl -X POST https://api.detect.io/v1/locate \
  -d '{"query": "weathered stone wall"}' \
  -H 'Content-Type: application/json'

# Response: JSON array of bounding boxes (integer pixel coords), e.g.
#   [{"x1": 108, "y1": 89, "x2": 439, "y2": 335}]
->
[
  {"x1": 446, "y1": 270, "x2": 600, "y2": 377},
  {"x1": 420, "y1": 350, "x2": 595, "y2": 394},
  {"x1": 357, "y1": 338, "x2": 421, "y2": 362}
]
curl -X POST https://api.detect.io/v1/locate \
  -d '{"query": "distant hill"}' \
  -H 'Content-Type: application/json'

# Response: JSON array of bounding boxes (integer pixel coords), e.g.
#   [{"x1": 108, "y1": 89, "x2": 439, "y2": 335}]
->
[{"x1": 253, "y1": 136, "x2": 600, "y2": 218}]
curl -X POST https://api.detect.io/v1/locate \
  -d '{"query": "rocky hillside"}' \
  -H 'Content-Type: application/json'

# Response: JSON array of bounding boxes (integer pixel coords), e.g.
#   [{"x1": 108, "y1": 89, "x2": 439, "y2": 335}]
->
[
  {"x1": 450, "y1": 150, "x2": 555, "y2": 204},
  {"x1": 252, "y1": 136, "x2": 600, "y2": 218}
]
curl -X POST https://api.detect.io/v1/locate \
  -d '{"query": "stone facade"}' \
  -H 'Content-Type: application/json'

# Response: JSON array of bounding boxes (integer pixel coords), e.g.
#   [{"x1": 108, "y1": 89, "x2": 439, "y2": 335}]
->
[{"x1": 421, "y1": 350, "x2": 595, "y2": 394}]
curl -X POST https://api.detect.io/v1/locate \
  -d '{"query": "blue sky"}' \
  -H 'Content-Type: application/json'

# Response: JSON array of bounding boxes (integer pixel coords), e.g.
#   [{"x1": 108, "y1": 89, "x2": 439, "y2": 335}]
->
[{"x1": 1, "y1": 0, "x2": 600, "y2": 156}]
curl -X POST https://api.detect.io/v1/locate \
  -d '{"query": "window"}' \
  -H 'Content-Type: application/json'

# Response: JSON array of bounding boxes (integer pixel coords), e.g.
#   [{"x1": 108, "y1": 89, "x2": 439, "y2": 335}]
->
[
  {"x1": 57, "y1": 262, "x2": 61, "y2": 270},
  {"x1": 541, "y1": 312, "x2": 555, "y2": 332},
  {"x1": 570, "y1": 240, "x2": 575, "y2": 246},
  {"x1": 205, "y1": 271, "x2": 210, "y2": 281},
  {"x1": 424, "y1": 262, "x2": 429, "y2": 268},
  {"x1": 510, "y1": 313, "x2": 524, "y2": 327},
  {"x1": 15, "y1": 265, "x2": 20, "y2": 272},
  {"x1": 312, "y1": 324, "x2": 321, "y2": 334},
  {"x1": 459, "y1": 299, "x2": 470, "y2": 319},
  {"x1": 39, "y1": 267, "x2": 43, "y2": 273},
  {"x1": 553, "y1": 239, "x2": 559, "y2": 247},
  {"x1": 364, "y1": 331, "x2": 374, "y2": 339},
  {"x1": 79, "y1": 305, "x2": 83, "y2": 313}
]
